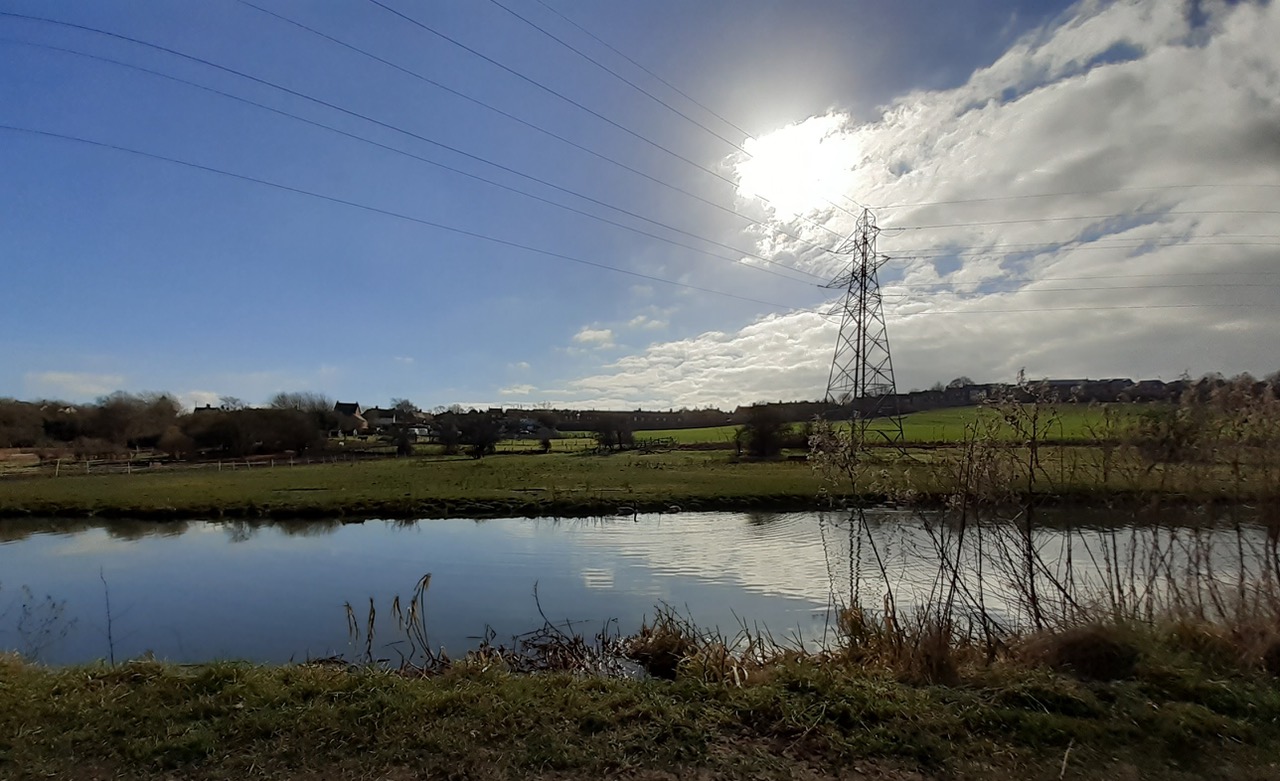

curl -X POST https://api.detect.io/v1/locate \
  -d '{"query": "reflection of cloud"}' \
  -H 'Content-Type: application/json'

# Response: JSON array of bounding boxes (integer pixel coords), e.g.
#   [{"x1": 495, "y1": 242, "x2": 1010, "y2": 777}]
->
[
  {"x1": 580, "y1": 567, "x2": 614, "y2": 590},
  {"x1": 572, "y1": 512, "x2": 837, "y2": 605},
  {"x1": 48, "y1": 530, "x2": 133, "y2": 558}
]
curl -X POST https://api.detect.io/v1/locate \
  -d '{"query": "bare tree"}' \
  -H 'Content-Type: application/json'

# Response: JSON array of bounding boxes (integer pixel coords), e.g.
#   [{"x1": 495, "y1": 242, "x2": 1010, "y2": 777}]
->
[
  {"x1": 391, "y1": 398, "x2": 420, "y2": 421},
  {"x1": 268, "y1": 391, "x2": 339, "y2": 434},
  {"x1": 0, "y1": 399, "x2": 44, "y2": 448},
  {"x1": 593, "y1": 416, "x2": 634, "y2": 451},
  {"x1": 268, "y1": 391, "x2": 334, "y2": 413}
]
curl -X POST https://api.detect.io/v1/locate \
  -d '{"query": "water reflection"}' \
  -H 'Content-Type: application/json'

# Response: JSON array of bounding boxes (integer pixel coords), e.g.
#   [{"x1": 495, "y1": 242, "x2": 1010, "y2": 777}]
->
[{"x1": 0, "y1": 507, "x2": 1272, "y2": 665}]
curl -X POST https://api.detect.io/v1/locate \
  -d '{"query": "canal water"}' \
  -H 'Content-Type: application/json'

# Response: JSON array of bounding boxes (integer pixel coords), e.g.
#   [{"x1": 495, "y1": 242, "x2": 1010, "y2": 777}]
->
[{"x1": 0, "y1": 508, "x2": 1272, "y2": 664}]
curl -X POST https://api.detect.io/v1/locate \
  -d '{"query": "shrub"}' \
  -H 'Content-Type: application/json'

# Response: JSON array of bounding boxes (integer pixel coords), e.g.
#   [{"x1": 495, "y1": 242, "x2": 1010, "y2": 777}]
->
[{"x1": 1022, "y1": 625, "x2": 1140, "y2": 681}]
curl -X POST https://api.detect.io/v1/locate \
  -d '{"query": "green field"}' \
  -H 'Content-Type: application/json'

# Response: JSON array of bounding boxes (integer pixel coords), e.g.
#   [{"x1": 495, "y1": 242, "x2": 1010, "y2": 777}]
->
[
  {"x1": 636, "y1": 403, "x2": 1147, "y2": 446},
  {"x1": 0, "y1": 438, "x2": 1270, "y2": 522},
  {"x1": 0, "y1": 451, "x2": 835, "y2": 520}
]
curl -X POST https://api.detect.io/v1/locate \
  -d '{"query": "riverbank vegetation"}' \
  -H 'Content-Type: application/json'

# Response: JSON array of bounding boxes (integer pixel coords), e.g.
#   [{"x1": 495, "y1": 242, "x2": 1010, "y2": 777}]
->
[
  {"x1": 1, "y1": 440, "x2": 1277, "y2": 520},
  {"x1": 4, "y1": 376, "x2": 1278, "y2": 520},
  {"x1": 5, "y1": 614, "x2": 1280, "y2": 779},
  {"x1": 2, "y1": 399, "x2": 1278, "y2": 519},
  {"x1": 4, "y1": 379, "x2": 1280, "y2": 777}
]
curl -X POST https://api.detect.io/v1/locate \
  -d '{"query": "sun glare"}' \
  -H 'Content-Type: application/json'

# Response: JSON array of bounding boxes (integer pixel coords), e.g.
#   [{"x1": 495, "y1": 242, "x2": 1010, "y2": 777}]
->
[{"x1": 734, "y1": 113, "x2": 859, "y2": 221}]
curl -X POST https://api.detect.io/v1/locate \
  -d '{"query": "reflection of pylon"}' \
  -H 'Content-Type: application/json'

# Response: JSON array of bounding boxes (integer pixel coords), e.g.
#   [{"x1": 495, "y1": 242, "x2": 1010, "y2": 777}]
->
[{"x1": 824, "y1": 208, "x2": 904, "y2": 444}]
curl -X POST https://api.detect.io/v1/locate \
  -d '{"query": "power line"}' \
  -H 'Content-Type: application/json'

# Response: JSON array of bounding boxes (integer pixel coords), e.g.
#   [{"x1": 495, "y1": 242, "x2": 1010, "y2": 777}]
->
[
  {"x1": 1, "y1": 124, "x2": 822, "y2": 311},
  {"x1": 0, "y1": 16, "x2": 830, "y2": 284},
  {"x1": 504, "y1": 7, "x2": 1272, "y2": 229},
  {"x1": 484, "y1": 0, "x2": 747, "y2": 154},
  {"x1": 483, "y1": 5, "x2": 1280, "y2": 227},
  {"x1": 363, "y1": 0, "x2": 860, "y2": 234},
  {"x1": 373, "y1": 3, "x2": 1278, "y2": 239},
  {"x1": 3, "y1": 38, "x2": 824, "y2": 287},
  {"x1": 488, "y1": 0, "x2": 872, "y2": 219},
  {"x1": 885, "y1": 302, "x2": 1279, "y2": 318},
  {"x1": 891, "y1": 210, "x2": 1280, "y2": 232},
  {"x1": 232, "y1": 1, "x2": 838, "y2": 262},
  {"x1": 528, "y1": 0, "x2": 752, "y2": 139},
  {"x1": 876, "y1": 183, "x2": 1280, "y2": 211},
  {"x1": 878, "y1": 283, "x2": 1280, "y2": 301},
  {"x1": 887, "y1": 235, "x2": 1280, "y2": 257},
  {"x1": 881, "y1": 272, "x2": 1280, "y2": 291}
]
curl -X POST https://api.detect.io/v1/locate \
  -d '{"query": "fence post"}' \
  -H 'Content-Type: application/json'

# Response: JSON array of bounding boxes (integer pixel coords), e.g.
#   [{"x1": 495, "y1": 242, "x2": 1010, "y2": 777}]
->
[{"x1": 54, "y1": 459, "x2": 60, "y2": 477}]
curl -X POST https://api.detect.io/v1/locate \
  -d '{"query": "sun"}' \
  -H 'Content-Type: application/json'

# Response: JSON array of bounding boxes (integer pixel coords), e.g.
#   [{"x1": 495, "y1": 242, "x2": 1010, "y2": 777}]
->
[{"x1": 733, "y1": 113, "x2": 860, "y2": 221}]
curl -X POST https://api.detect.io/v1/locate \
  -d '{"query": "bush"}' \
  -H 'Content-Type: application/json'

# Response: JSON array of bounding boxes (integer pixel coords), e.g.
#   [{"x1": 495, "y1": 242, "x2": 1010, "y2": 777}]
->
[
  {"x1": 593, "y1": 418, "x2": 634, "y2": 451},
  {"x1": 1022, "y1": 625, "x2": 1140, "y2": 681},
  {"x1": 184, "y1": 409, "x2": 321, "y2": 457},
  {"x1": 459, "y1": 416, "x2": 502, "y2": 459},
  {"x1": 157, "y1": 425, "x2": 196, "y2": 460},
  {"x1": 738, "y1": 404, "x2": 791, "y2": 458}
]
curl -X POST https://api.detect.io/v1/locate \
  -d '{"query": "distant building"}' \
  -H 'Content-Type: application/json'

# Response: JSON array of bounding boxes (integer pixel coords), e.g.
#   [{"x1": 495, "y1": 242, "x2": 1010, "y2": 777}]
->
[
  {"x1": 363, "y1": 408, "x2": 398, "y2": 429},
  {"x1": 332, "y1": 402, "x2": 368, "y2": 434}
]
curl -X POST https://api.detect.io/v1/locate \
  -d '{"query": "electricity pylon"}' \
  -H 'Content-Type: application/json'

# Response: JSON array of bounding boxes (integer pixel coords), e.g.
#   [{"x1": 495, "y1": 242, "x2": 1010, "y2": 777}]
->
[{"x1": 823, "y1": 208, "x2": 904, "y2": 445}]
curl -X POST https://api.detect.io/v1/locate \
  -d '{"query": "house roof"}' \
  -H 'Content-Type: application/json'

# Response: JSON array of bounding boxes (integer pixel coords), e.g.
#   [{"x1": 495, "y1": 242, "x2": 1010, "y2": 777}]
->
[{"x1": 334, "y1": 402, "x2": 362, "y2": 416}]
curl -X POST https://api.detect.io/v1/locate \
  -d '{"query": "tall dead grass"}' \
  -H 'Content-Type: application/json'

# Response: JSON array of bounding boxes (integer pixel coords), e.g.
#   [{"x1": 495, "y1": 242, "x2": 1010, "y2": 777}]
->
[{"x1": 808, "y1": 377, "x2": 1280, "y2": 683}]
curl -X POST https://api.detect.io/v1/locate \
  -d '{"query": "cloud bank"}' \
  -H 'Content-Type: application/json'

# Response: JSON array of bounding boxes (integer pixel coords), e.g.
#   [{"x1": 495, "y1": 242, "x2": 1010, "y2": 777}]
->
[{"x1": 550, "y1": 0, "x2": 1279, "y2": 409}]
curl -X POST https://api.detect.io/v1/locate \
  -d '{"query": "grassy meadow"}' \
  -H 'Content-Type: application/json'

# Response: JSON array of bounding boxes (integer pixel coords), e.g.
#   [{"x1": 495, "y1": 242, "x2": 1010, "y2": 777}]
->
[
  {"x1": 634, "y1": 403, "x2": 1147, "y2": 446},
  {"x1": 6, "y1": 632, "x2": 1280, "y2": 780},
  {"x1": 0, "y1": 398, "x2": 1271, "y2": 519},
  {"x1": 0, "y1": 442, "x2": 1272, "y2": 521},
  {"x1": 0, "y1": 451, "x2": 831, "y2": 519}
]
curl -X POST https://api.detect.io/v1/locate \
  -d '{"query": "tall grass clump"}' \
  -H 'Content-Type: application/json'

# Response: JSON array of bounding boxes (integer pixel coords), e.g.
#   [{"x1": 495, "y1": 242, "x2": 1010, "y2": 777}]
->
[{"x1": 808, "y1": 377, "x2": 1280, "y2": 682}]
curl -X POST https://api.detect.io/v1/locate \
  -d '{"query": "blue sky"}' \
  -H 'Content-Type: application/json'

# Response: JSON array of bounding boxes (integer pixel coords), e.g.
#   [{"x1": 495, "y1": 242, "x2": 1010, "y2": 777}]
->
[{"x1": 3, "y1": 0, "x2": 1276, "y2": 410}]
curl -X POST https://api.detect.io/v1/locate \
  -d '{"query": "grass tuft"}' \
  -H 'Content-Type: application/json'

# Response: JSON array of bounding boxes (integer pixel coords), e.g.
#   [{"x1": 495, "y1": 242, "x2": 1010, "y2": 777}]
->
[{"x1": 1021, "y1": 624, "x2": 1141, "y2": 681}]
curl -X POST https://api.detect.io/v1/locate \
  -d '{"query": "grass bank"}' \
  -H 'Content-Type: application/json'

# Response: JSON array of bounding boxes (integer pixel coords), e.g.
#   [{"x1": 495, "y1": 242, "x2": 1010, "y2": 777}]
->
[
  {"x1": 0, "y1": 445, "x2": 1274, "y2": 521},
  {"x1": 0, "y1": 452, "x2": 833, "y2": 520},
  {"x1": 4, "y1": 644, "x2": 1280, "y2": 780}
]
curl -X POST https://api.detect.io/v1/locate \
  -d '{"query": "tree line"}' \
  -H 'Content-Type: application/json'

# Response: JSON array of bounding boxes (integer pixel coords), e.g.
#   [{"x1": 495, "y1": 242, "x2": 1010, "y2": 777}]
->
[{"x1": 0, "y1": 391, "x2": 362, "y2": 460}]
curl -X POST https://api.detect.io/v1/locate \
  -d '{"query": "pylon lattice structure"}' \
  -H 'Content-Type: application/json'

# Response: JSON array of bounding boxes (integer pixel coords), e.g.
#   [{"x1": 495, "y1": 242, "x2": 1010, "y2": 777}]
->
[{"x1": 824, "y1": 208, "x2": 904, "y2": 444}]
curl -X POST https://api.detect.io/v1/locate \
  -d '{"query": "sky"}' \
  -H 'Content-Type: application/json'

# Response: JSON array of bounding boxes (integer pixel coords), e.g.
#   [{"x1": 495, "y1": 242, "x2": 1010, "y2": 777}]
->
[{"x1": 1, "y1": 0, "x2": 1276, "y2": 411}]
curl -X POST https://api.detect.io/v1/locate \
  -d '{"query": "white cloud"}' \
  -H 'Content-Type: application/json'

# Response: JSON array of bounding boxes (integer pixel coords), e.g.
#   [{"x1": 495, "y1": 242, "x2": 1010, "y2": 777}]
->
[
  {"x1": 392, "y1": 356, "x2": 414, "y2": 365},
  {"x1": 178, "y1": 390, "x2": 221, "y2": 411},
  {"x1": 509, "y1": 361, "x2": 531, "y2": 371},
  {"x1": 627, "y1": 315, "x2": 668, "y2": 331},
  {"x1": 571, "y1": 327, "x2": 615, "y2": 348},
  {"x1": 563, "y1": 0, "x2": 1280, "y2": 407},
  {"x1": 23, "y1": 371, "x2": 125, "y2": 400},
  {"x1": 499, "y1": 383, "x2": 536, "y2": 396}
]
